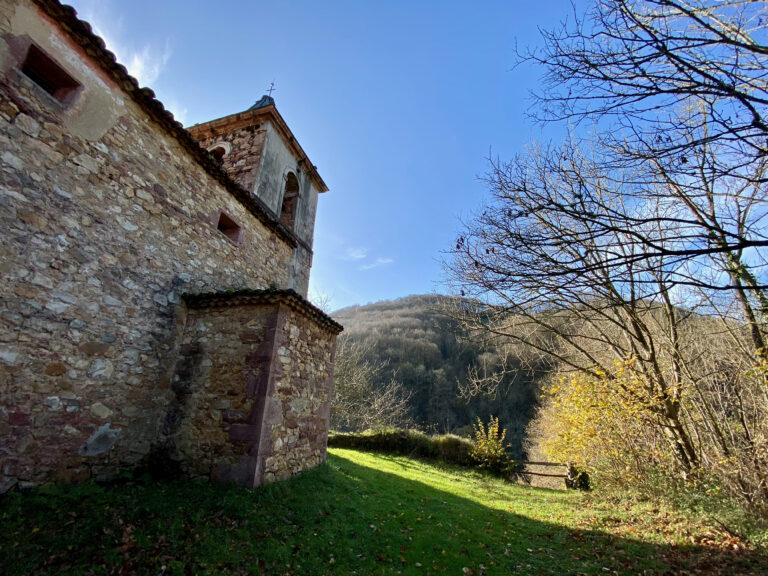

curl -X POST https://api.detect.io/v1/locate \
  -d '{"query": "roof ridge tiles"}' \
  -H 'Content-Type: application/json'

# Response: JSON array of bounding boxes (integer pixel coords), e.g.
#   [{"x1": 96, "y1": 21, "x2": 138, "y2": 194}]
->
[{"x1": 182, "y1": 288, "x2": 344, "y2": 334}]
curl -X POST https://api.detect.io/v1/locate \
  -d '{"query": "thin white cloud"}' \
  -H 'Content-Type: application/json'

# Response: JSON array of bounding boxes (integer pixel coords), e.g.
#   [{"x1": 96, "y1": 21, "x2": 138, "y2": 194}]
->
[
  {"x1": 85, "y1": 18, "x2": 186, "y2": 122},
  {"x1": 341, "y1": 247, "x2": 367, "y2": 261},
  {"x1": 124, "y1": 42, "x2": 172, "y2": 87},
  {"x1": 359, "y1": 257, "x2": 394, "y2": 271},
  {"x1": 84, "y1": 12, "x2": 172, "y2": 88}
]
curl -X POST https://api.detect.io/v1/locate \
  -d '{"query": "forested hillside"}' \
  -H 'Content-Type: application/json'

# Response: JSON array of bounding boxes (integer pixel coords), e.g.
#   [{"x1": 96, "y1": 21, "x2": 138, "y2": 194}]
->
[{"x1": 332, "y1": 295, "x2": 540, "y2": 458}]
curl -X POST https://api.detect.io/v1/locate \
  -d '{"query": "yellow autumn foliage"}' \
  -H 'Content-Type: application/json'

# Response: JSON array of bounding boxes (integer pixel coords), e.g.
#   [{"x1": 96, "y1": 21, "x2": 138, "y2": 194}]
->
[{"x1": 535, "y1": 360, "x2": 677, "y2": 487}]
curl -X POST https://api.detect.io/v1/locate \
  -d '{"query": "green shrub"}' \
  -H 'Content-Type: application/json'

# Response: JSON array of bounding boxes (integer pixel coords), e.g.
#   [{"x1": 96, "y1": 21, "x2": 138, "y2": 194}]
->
[
  {"x1": 470, "y1": 416, "x2": 513, "y2": 475},
  {"x1": 433, "y1": 433, "x2": 474, "y2": 466},
  {"x1": 328, "y1": 428, "x2": 473, "y2": 468}
]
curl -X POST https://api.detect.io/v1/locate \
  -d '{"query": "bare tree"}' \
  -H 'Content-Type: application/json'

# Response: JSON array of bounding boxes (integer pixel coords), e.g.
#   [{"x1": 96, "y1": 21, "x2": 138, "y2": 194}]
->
[
  {"x1": 330, "y1": 335, "x2": 413, "y2": 432},
  {"x1": 465, "y1": 134, "x2": 768, "y2": 347},
  {"x1": 526, "y1": 0, "x2": 768, "y2": 164},
  {"x1": 445, "y1": 0, "x2": 768, "y2": 507},
  {"x1": 448, "y1": 143, "x2": 701, "y2": 467},
  {"x1": 446, "y1": 137, "x2": 768, "y2": 500},
  {"x1": 517, "y1": 1, "x2": 768, "y2": 335}
]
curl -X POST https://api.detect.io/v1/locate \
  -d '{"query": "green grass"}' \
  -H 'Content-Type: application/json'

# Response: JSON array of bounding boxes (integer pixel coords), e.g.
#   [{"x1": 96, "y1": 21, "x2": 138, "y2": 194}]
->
[{"x1": 1, "y1": 448, "x2": 765, "y2": 575}]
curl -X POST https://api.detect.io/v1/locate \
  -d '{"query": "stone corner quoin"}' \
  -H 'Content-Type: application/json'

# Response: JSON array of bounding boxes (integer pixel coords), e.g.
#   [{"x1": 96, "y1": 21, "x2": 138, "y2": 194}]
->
[{"x1": 0, "y1": 0, "x2": 342, "y2": 491}]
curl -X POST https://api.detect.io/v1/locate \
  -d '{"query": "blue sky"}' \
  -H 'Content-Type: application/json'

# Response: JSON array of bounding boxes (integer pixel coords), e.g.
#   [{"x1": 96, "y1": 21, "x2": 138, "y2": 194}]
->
[{"x1": 67, "y1": 0, "x2": 581, "y2": 311}]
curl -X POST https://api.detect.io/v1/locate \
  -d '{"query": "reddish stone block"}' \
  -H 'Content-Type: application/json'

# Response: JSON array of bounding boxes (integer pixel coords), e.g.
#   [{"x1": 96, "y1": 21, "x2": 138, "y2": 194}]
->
[
  {"x1": 245, "y1": 371, "x2": 269, "y2": 398},
  {"x1": 9, "y1": 412, "x2": 30, "y2": 426}
]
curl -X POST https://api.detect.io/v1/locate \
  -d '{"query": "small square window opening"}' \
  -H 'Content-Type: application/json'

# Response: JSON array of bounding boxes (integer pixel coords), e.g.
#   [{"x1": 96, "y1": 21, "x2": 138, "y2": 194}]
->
[
  {"x1": 20, "y1": 44, "x2": 81, "y2": 104},
  {"x1": 216, "y1": 211, "x2": 243, "y2": 245}
]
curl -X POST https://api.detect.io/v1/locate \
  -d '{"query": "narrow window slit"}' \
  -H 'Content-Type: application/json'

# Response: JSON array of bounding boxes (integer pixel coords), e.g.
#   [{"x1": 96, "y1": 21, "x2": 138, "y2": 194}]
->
[{"x1": 280, "y1": 172, "x2": 299, "y2": 230}]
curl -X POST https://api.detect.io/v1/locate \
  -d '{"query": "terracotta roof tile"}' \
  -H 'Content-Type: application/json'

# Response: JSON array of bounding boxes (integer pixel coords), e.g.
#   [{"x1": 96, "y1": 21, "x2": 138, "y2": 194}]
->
[{"x1": 183, "y1": 288, "x2": 344, "y2": 335}]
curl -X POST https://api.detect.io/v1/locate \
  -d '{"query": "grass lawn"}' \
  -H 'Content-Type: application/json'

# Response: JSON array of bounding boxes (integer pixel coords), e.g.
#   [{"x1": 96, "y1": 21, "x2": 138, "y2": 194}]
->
[{"x1": 1, "y1": 448, "x2": 765, "y2": 575}]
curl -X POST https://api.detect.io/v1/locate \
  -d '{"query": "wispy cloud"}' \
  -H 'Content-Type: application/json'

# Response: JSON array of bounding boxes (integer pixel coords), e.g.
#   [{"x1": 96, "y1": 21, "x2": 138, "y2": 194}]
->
[
  {"x1": 339, "y1": 244, "x2": 393, "y2": 270},
  {"x1": 360, "y1": 257, "x2": 394, "y2": 271},
  {"x1": 87, "y1": 16, "x2": 171, "y2": 88},
  {"x1": 124, "y1": 42, "x2": 172, "y2": 87},
  {"x1": 87, "y1": 19, "x2": 186, "y2": 123},
  {"x1": 341, "y1": 247, "x2": 368, "y2": 261}
]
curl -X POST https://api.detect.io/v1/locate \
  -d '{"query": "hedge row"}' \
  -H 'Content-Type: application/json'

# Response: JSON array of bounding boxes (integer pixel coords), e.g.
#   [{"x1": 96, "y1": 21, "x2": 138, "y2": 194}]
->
[{"x1": 327, "y1": 429, "x2": 474, "y2": 467}]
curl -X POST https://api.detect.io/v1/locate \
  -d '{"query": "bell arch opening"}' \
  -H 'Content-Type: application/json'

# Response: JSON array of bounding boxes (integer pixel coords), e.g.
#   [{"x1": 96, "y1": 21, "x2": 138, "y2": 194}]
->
[{"x1": 280, "y1": 172, "x2": 300, "y2": 231}]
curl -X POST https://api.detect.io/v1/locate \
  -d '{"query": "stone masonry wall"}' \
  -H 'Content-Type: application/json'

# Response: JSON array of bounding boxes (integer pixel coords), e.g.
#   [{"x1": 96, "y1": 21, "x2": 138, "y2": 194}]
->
[
  {"x1": 0, "y1": 0, "x2": 294, "y2": 490},
  {"x1": 167, "y1": 296, "x2": 338, "y2": 488},
  {"x1": 192, "y1": 123, "x2": 316, "y2": 297},
  {"x1": 289, "y1": 244, "x2": 313, "y2": 298},
  {"x1": 169, "y1": 304, "x2": 273, "y2": 485},
  {"x1": 261, "y1": 304, "x2": 336, "y2": 484},
  {"x1": 196, "y1": 125, "x2": 267, "y2": 197},
  {"x1": 190, "y1": 119, "x2": 321, "y2": 299}
]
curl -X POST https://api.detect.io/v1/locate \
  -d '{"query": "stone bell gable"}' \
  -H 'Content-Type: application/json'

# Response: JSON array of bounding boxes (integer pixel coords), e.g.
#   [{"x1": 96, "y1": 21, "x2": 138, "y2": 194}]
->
[
  {"x1": 0, "y1": 0, "x2": 341, "y2": 491},
  {"x1": 187, "y1": 98, "x2": 327, "y2": 297}
]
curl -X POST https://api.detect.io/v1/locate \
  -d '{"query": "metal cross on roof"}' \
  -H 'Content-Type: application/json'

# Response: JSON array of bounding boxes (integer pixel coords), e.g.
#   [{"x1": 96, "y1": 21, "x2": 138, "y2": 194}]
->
[{"x1": 267, "y1": 82, "x2": 276, "y2": 97}]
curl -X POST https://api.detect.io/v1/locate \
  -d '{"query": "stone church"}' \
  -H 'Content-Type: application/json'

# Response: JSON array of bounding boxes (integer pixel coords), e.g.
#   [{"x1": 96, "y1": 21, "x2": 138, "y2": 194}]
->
[{"x1": 0, "y1": 0, "x2": 342, "y2": 491}]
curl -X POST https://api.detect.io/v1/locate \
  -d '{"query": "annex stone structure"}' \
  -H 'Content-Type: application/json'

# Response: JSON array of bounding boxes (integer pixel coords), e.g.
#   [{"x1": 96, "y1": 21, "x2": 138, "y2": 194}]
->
[{"x1": 0, "y1": 0, "x2": 342, "y2": 491}]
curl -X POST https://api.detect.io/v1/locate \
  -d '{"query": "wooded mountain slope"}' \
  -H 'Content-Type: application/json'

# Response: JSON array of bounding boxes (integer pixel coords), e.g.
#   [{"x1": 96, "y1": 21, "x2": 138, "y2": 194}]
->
[{"x1": 332, "y1": 295, "x2": 540, "y2": 459}]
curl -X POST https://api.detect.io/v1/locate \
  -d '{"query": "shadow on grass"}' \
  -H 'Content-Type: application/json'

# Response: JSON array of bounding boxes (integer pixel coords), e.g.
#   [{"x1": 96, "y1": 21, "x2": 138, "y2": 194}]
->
[{"x1": 0, "y1": 450, "x2": 765, "y2": 576}]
